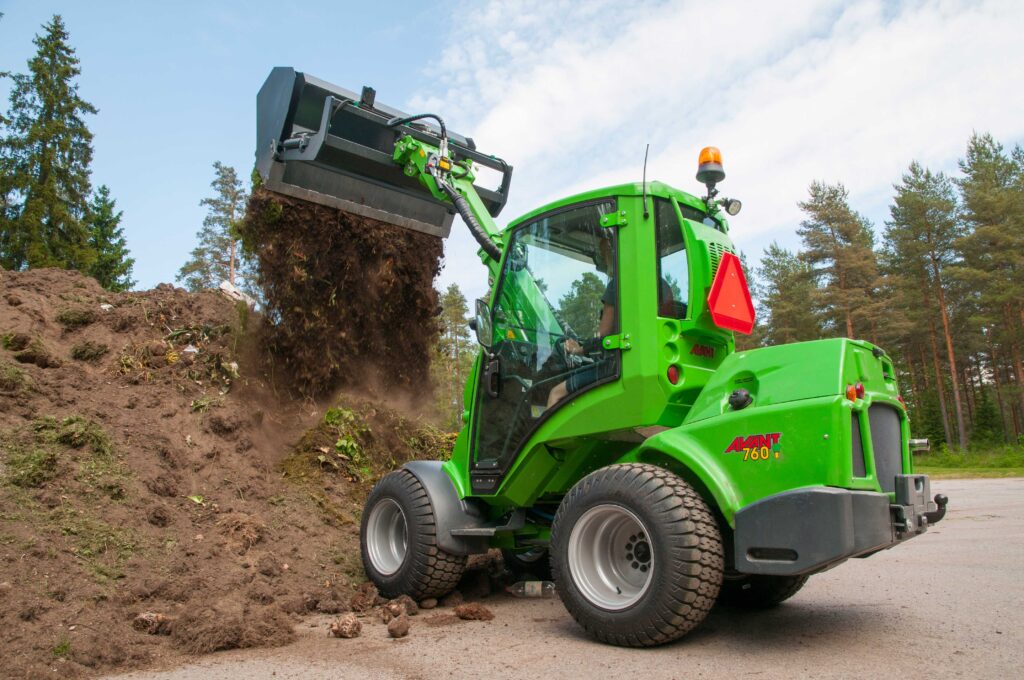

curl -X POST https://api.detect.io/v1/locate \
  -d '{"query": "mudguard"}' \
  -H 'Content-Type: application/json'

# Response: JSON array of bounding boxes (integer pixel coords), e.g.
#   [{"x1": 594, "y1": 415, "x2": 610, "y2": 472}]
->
[{"x1": 403, "y1": 461, "x2": 490, "y2": 555}]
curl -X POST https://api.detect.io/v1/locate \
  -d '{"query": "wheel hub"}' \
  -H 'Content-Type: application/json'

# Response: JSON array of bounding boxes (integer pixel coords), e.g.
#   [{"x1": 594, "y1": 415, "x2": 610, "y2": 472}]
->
[
  {"x1": 365, "y1": 498, "x2": 408, "y2": 576},
  {"x1": 567, "y1": 504, "x2": 654, "y2": 610}
]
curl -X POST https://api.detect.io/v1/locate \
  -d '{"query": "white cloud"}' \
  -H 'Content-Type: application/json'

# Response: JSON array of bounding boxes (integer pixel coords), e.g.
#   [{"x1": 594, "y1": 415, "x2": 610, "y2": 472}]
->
[{"x1": 420, "y1": 0, "x2": 1024, "y2": 302}]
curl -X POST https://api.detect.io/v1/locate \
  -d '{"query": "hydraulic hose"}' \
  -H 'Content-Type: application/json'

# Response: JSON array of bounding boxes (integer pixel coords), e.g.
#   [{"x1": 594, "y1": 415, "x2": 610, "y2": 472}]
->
[{"x1": 438, "y1": 179, "x2": 502, "y2": 262}]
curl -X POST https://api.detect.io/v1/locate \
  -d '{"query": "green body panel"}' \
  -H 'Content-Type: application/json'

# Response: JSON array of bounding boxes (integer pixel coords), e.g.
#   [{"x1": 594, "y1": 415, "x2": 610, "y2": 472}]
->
[
  {"x1": 388, "y1": 132, "x2": 914, "y2": 547},
  {"x1": 630, "y1": 338, "x2": 909, "y2": 525}
]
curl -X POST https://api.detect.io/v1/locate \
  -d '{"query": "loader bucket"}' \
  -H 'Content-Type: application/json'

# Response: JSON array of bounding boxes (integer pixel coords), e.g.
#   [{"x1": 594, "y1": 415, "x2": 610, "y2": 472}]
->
[{"x1": 256, "y1": 67, "x2": 513, "y2": 238}]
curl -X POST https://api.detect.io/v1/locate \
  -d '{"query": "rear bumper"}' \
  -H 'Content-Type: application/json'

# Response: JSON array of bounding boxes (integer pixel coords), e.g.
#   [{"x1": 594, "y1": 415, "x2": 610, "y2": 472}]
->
[{"x1": 733, "y1": 474, "x2": 945, "y2": 576}]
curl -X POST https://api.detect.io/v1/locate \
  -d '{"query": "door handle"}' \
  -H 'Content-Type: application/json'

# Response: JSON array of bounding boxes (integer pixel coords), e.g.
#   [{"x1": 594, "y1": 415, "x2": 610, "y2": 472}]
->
[{"x1": 484, "y1": 355, "x2": 501, "y2": 398}]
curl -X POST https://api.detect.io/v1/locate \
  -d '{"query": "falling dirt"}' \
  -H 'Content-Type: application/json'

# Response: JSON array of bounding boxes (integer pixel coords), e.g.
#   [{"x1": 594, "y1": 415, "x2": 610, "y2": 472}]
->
[
  {"x1": 0, "y1": 267, "x2": 457, "y2": 678},
  {"x1": 239, "y1": 188, "x2": 444, "y2": 398}
]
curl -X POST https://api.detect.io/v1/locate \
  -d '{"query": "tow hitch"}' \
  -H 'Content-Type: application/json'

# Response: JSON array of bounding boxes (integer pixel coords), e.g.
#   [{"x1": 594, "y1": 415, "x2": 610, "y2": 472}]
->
[{"x1": 893, "y1": 474, "x2": 948, "y2": 537}]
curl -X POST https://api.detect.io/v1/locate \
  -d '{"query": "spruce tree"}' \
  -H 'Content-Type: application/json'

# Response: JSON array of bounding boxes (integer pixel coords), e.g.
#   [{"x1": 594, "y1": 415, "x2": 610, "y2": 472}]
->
[
  {"x1": 757, "y1": 242, "x2": 822, "y2": 345},
  {"x1": 86, "y1": 185, "x2": 135, "y2": 291},
  {"x1": 177, "y1": 162, "x2": 249, "y2": 291},
  {"x1": 0, "y1": 15, "x2": 97, "y2": 271},
  {"x1": 796, "y1": 182, "x2": 878, "y2": 338}
]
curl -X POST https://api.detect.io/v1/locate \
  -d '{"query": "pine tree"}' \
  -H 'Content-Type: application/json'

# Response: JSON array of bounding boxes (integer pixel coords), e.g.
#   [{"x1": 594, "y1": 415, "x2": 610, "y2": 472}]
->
[
  {"x1": 887, "y1": 162, "x2": 968, "y2": 449},
  {"x1": 86, "y1": 185, "x2": 135, "y2": 291},
  {"x1": 177, "y1": 162, "x2": 249, "y2": 291},
  {"x1": 955, "y1": 133, "x2": 1024, "y2": 438},
  {"x1": 0, "y1": 15, "x2": 97, "y2": 271},
  {"x1": 558, "y1": 272, "x2": 606, "y2": 339},
  {"x1": 435, "y1": 284, "x2": 474, "y2": 429},
  {"x1": 797, "y1": 182, "x2": 878, "y2": 338},
  {"x1": 756, "y1": 242, "x2": 822, "y2": 345}
]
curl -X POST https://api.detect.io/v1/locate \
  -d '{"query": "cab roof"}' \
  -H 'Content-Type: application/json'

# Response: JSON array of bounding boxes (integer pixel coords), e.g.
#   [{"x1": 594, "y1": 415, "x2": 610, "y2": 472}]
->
[{"x1": 505, "y1": 180, "x2": 715, "y2": 230}]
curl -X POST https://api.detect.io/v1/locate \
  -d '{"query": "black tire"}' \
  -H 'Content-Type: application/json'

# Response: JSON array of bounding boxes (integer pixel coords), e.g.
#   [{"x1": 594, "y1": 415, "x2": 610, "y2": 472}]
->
[
  {"x1": 360, "y1": 469, "x2": 467, "y2": 599},
  {"x1": 717, "y1": 574, "x2": 808, "y2": 609},
  {"x1": 501, "y1": 547, "x2": 553, "y2": 581},
  {"x1": 551, "y1": 463, "x2": 724, "y2": 647}
]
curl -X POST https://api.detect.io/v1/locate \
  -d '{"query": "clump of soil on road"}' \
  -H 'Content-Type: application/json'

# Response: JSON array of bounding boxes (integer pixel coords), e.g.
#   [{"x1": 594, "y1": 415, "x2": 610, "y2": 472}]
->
[
  {"x1": 0, "y1": 267, "x2": 455, "y2": 678},
  {"x1": 239, "y1": 188, "x2": 443, "y2": 398}
]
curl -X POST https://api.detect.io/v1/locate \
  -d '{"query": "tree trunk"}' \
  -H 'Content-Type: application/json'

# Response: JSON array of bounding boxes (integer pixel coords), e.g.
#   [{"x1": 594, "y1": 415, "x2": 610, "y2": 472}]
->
[
  {"x1": 987, "y1": 345, "x2": 1010, "y2": 443},
  {"x1": 1006, "y1": 304, "x2": 1024, "y2": 436},
  {"x1": 928, "y1": 317, "x2": 954, "y2": 449},
  {"x1": 229, "y1": 240, "x2": 236, "y2": 285},
  {"x1": 930, "y1": 256, "x2": 966, "y2": 449}
]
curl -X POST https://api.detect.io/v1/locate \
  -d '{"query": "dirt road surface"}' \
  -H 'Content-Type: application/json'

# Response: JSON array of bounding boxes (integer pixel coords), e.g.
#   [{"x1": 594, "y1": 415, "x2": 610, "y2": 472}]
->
[{"x1": 111, "y1": 477, "x2": 1023, "y2": 680}]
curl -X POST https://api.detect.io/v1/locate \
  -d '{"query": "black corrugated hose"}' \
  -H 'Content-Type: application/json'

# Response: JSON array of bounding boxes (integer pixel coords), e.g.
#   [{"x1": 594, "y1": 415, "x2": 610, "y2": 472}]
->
[{"x1": 438, "y1": 179, "x2": 502, "y2": 262}]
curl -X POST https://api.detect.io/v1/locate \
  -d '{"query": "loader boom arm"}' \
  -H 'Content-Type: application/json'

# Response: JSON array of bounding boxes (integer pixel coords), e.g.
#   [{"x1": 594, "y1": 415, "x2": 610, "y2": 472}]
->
[{"x1": 392, "y1": 133, "x2": 505, "y2": 274}]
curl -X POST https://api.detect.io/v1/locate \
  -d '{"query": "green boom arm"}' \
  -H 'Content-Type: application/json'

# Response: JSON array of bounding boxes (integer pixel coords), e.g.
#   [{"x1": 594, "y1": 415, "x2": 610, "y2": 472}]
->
[{"x1": 392, "y1": 134, "x2": 505, "y2": 278}]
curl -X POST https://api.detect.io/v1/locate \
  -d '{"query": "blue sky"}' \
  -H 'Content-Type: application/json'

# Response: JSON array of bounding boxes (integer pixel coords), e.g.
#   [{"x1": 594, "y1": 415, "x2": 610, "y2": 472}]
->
[{"x1": 2, "y1": 1, "x2": 1023, "y2": 305}]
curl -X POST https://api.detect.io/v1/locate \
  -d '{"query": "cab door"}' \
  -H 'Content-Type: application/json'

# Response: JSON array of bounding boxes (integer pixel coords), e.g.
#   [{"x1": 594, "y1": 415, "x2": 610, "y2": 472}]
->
[{"x1": 469, "y1": 200, "x2": 620, "y2": 494}]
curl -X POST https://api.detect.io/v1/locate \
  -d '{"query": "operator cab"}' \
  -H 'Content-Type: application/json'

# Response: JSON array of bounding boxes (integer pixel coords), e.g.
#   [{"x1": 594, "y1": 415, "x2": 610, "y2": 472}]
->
[{"x1": 468, "y1": 171, "x2": 748, "y2": 495}]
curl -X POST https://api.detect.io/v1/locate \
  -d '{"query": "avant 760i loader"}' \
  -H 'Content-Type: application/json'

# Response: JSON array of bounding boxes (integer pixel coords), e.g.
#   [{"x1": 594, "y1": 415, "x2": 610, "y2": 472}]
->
[{"x1": 256, "y1": 68, "x2": 947, "y2": 647}]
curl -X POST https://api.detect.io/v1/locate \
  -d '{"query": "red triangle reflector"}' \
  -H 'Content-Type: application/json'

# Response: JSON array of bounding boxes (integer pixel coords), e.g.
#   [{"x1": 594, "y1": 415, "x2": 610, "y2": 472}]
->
[{"x1": 707, "y1": 251, "x2": 755, "y2": 335}]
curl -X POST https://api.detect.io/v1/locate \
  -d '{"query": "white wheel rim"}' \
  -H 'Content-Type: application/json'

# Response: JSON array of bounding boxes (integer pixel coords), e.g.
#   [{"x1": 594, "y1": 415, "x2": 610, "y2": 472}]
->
[
  {"x1": 366, "y1": 498, "x2": 408, "y2": 576},
  {"x1": 567, "y1": 504, "x2": 653, "y2": 610}
]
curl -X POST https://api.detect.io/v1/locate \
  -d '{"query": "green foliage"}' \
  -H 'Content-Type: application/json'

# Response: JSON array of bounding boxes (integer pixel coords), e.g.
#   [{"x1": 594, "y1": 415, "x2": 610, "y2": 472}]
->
[
  {"x1": 319, "y1": 407, "x2": 370, "y2": 474},
  {"x1": 433, "y1": 284, "x2": 476, "y2": 430},
  {"x1": 177, "y1": 162, "x2": 252, "y2": 292},
  {"x1": 56, "y1": 306, "x2": 96, "y2": 328},
  {"x1": 86, "y1": 185, "x2": 135, "y2": 291},
  {"x1": 796, "y1": 181, "x2": 879, "y2": 339},
  {"x1": 53, "y1": 504, "x2": 138, "y2": 580},
  {"x1": 70, "y1": 340, "x2": 108, "y2": 362},
  {"x1": 916, "y1": 444, "x2": 1024, "y2": 470},
  {"x1": 0, "y1": 15, "x2": 97, "y2": 272},
  {"x1": 52, "y1": 637, "x2": 71, "y2": 659},
  {"x1": 1, "y1": 415, "x2": 116, "y2": 489},
  {"x1": 756, "y1": 242, "x2": 822, "y2": 346},
  {"x1": 558, "y1": 272, "x2": 606, "y2": 340},
  {"x1": 0, "y1": 359, "x2": 31, "y2": 392},
  {"x1": 971, "y1": 389, "x2": 1004, "y2": 446}
]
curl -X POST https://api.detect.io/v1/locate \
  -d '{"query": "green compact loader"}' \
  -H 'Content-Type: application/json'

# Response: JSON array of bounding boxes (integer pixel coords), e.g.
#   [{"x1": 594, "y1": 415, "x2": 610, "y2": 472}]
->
[{"x1": 256, "y1": 68, "x2": 948, "y2": 647}]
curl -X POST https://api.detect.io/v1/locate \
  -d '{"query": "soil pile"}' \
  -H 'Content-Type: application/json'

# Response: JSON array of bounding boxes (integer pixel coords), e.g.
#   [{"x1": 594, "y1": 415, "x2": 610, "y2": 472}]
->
[
  {"x1": 240, "y1": 189, "x2": 444, "y2": 397},
  {"x1": 0, "y1": 267, "x2": 453, "y2": 678}
]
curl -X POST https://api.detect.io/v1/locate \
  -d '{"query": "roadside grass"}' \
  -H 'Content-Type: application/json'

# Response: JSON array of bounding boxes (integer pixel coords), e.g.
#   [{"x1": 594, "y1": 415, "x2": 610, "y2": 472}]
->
[{"x1": 915, "y1": 444, "x2": 1024, "y2": 479}]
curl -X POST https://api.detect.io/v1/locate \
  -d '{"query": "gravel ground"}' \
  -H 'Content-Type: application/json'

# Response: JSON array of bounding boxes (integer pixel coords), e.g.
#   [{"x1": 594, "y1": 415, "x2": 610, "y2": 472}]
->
[{"x1": 110, "y1": 477, "x2": 1024, "y2": 680}]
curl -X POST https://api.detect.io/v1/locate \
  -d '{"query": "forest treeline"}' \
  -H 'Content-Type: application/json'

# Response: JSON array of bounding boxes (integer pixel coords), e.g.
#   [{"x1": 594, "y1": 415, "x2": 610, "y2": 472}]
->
[{"x1": 743, "y1": 134, "x2": 1023, "y2": 451}]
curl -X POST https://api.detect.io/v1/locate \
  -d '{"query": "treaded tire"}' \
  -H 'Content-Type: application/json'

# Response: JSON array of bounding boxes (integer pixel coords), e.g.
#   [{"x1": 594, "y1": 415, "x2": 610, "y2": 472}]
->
[
  {"x1": 718, "y1": 574, "x2": 808, "y2": 609},
  {"x1": 501, "y1": 548, "x2": 552, "y2": 581},
  {"x1": 551, "y1": 463, "x2": 724, "y2": 647},
  {"x1": 360, "y1": 469, "x2": 466, "y2": 599}
]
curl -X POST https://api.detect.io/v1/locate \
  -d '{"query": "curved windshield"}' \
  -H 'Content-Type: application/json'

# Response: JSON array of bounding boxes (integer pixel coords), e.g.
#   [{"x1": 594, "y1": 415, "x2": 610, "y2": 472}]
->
[{"x1": 473, "y1": 200, "x2": 619, "y2": 472}]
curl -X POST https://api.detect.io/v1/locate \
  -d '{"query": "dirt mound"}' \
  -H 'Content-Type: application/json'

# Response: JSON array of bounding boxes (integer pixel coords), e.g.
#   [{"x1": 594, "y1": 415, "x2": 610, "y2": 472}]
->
[
  {"x1": 239, "y1": 188, "x2": 443, "y2": 397},
  {"x1": 0, "y1": 267, "x2": 454, "y2": 678}
]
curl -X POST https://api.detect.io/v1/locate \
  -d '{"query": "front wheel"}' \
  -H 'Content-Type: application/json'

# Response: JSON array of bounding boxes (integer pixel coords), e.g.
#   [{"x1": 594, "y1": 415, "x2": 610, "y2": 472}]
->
[
  {"x1": 551, "y1": 463, "x2": 724, "y2": 647},
  {"x1": 360, "y1": 469, "x2": 466, "y2": 599},
  {"x1": 718, "y1": 574, "x2": 809, "y2": 609}
]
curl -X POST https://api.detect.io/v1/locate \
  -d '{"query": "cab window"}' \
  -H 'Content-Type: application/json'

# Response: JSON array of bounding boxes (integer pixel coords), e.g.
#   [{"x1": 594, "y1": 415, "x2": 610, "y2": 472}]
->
[{"x1": 655, "y1": 198, "x2": 689, "y2": 319}]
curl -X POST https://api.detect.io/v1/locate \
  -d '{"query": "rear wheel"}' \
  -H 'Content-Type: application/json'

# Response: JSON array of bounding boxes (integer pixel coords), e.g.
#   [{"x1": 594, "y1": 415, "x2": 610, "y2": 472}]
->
[
  {"x1": 718, "y1": 574, "x2": 809, "y2": 609},
  {"x1": 361, "y1": 469, "x2": 467, "y2": 599},
  {"x1": 551, "y1": 463, "x2": 724, "y2": 647}
]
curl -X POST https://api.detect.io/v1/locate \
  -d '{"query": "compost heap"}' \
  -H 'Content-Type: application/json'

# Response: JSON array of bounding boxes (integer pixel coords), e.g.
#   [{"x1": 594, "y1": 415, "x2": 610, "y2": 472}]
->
[
  {"x1": 240, "y1": 188, "x2": 444, "y2": 397},
  {"x1": 0, "y1": 267, "x2": 497, "y2": 679}
]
